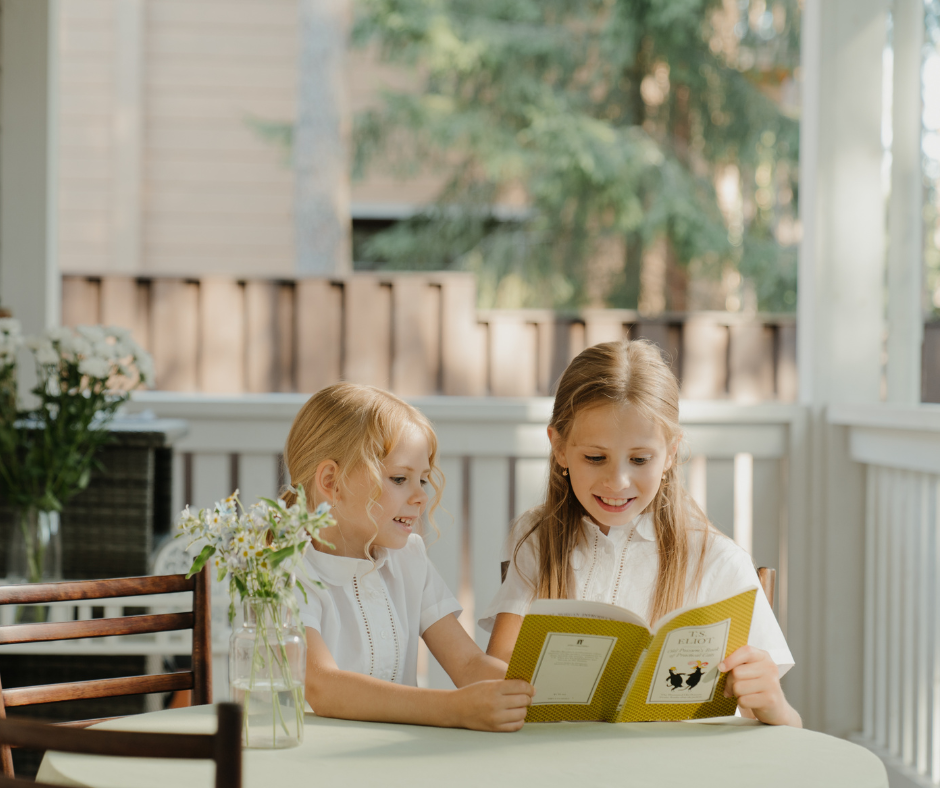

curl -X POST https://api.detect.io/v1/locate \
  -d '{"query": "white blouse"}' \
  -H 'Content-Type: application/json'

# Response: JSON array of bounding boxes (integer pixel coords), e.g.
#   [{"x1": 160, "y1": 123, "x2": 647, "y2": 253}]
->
[
  {"x1": 297, "y1": 533, "x2": 462, "y2": 686},
  {"x1": 480, "y1": 509, "x2": 794, "y2": 676}
]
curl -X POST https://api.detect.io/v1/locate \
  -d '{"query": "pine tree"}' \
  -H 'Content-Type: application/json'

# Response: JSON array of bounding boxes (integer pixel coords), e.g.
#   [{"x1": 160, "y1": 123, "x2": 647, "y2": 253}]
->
[{"x1": 352, "y1": 0, "x2": 801, "y2": 311}]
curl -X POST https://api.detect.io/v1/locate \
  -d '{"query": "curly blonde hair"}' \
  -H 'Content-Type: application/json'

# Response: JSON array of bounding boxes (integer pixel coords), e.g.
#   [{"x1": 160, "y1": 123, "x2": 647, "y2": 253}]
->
[{"x1": 282, "y1": 383, "x2": 444, "y2": 555}]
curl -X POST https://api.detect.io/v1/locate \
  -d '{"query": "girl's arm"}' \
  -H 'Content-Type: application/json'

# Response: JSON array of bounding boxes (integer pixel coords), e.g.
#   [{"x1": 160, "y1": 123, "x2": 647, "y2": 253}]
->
[
  {"x1": 421, "y1": 613, "x2": 508, "y2": 685},
  {"x1": 304, "y1": 627, "x2": 534, "y2": 732},
  {"x1": 719, "y1": 646, "x2": 802, "y2": 727},
  {"x1": 485, "y1": 612, "x2": 524, "y2": 664}
]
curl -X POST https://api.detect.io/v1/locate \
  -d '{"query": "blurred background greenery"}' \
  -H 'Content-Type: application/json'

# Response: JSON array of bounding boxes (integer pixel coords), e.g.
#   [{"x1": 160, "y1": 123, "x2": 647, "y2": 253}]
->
[{"x1": 349, "y1": 0, "x2": 802, "y2": 312}]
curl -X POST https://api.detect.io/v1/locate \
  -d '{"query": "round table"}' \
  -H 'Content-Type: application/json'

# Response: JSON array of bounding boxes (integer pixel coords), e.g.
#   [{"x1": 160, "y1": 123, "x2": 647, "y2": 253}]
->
[{"x1": 37, "y1": 705, "x2": 887, "y2": 788}]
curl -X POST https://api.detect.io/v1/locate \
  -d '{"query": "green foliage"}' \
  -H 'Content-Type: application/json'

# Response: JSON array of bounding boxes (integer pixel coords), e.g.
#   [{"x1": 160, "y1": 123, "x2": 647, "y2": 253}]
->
[
  {"x1": 352, "y1": 0, "x2": 801, "y2": 310},
  {"x1": 0, "y1": 326, "x2": 152, "y2": 515}
]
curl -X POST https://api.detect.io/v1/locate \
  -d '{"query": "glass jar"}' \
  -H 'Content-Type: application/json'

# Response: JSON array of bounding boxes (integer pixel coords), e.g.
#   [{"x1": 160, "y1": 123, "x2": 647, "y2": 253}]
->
[{"x1": 229, "y1": 598, "x2": 307, "y2": 748}]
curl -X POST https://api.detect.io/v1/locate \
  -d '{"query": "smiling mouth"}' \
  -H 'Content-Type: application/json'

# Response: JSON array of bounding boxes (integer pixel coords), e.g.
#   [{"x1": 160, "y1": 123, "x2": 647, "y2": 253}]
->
[
  {"x1": 594, "y1": 495, "x2": 636, "y2": 513},
  {"x1": 393, "y1": 516, "x2": 415, "y2": 530}
]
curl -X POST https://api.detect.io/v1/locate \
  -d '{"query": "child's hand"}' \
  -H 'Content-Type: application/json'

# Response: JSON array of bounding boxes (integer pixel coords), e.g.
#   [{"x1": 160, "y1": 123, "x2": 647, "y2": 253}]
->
[
  {"x1": 719, "y1": 646, "x2": 801, "y2": 727},
  {"x1": 451, "y1": 679, "x2": 535, "y2": 732}
]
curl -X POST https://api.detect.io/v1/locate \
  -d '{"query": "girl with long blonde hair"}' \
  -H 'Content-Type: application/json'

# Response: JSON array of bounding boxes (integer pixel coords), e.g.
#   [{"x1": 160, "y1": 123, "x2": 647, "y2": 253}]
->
[
  {"x1": 289, "y1": 383, "x2": 533, "y2": 731},
  {"x1": 481, "y1": 340, "x2": 800, "y2": 726}
]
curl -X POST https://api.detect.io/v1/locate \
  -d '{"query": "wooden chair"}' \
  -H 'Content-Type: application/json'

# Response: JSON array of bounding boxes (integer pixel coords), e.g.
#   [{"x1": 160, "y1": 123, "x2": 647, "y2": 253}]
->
[
  {"x1": 0, "y1": 568, "x2": 212, "y2": 778},
  {"x1": 0, "y1": 702, "x2": 241, "y2": 788},
  {"x1": 756, "y1": 567, "x2": 776, "y2": 610}
]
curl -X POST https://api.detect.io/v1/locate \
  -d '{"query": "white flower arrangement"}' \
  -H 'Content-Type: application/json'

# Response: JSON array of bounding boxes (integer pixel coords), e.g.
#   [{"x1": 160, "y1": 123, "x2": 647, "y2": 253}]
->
[
  {"x1": 176, "y1": 484, "x2": 335, "y2": 621},
  {"x1": 177, "y1": 485, "x2": 334, "y2": 746},
  {"x1": 0, "y1": 321, "x2": 155, "y2": 584},
  {"x1": 0, "y1": 318, "x2": 22, "y2": 368}
]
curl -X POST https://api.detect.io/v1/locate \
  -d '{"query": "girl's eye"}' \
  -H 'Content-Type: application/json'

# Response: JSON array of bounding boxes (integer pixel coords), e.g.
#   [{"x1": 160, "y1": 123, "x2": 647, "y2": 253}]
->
[
  {"x1": 390, "y1": 476, "x2": 406, "y2": 485},
  {"x1": 420, "y1": 479, "x2": 429, "y2": 487},
  {"x1": 632, "y1": 457, "x2": 652, "y2": 466},
  {"x1": 585, "y1": 455, "x2": 605, "y2": 463}
]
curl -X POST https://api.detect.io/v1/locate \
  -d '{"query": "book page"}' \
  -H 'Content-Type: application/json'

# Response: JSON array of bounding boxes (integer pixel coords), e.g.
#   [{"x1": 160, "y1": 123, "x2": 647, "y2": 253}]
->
[
  {"x1": 527, "y1": 598, "x2": 650, "y2": 630},
  {"x1": 644, "y1": 619, "x2": 731, "y2": 704},
  {"x1": 530, "y1": 633, "x2": 617, "y2": 705},
  {"x1": 616, "y1": 588, "x2": 756, "y2": 722},
  {"x1": 506, "y1": 613, "x2": 652, "y2": 722}
]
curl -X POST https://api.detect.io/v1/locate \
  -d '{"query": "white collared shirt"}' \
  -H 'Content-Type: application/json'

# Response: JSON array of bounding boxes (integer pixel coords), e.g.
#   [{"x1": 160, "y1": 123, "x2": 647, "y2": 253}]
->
[
  {"x1": 297, "y1": 533, "x2": 462, "y2": 686},
  {"x1": 479, "y1": 508, "x2": 794, "y2": 676}
]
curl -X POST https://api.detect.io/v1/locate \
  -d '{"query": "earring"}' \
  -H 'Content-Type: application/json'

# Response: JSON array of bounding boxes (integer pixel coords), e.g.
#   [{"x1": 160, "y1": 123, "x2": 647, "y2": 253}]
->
[{"x1": 562, "y1": 468, "x2": 569, "y2": 477}]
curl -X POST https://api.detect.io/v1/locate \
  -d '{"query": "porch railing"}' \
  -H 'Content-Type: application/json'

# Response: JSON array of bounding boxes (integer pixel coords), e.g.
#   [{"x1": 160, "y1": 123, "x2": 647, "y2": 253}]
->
[
  {"x1": 830, "y1": 405, "x2": 940, "y2": 788},
  {"x1": 125, "y1": 392, "x2": 804, "y2": 693}
]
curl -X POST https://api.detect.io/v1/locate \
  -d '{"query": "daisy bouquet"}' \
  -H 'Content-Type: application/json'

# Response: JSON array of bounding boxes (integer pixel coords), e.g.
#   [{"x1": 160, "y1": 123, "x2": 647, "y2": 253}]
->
[
  {"x1": 177, "y1": 485, "x2": 334, "y2": 747},
  {"x1": 0, "y1": 321, "x2": 153, "y2": 585}
]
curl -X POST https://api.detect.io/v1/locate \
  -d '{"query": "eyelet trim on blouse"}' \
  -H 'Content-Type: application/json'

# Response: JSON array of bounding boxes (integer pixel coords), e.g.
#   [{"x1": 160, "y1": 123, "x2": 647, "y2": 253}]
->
[
  {"x1": 581, "y1": 527, "x2": 599, "y2": 599},
  {"x1": 610, "y1": 524, "x2": 638, "y2": 603},
  {"x1": 381, "y1": 589, "x2": 401, "y2": 683},
  {"x1": 351, "y1": 575, "x2": 375, "y2": 676}
]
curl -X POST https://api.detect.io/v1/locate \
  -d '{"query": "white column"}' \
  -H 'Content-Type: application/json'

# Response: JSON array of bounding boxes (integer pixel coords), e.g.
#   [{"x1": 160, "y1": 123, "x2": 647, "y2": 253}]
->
[
  {"x1": 795, "y1": 0, "x2": 889, "y2": 736},
  {"x1": 293, "y1": 0, "x2": 352, "y2": 275},
  {"x1": 0, "y1": 0, "x2": 60, "y2": 398},
  {"x1": 886, "y1": 0, "x2": 925, "y2": 403}
]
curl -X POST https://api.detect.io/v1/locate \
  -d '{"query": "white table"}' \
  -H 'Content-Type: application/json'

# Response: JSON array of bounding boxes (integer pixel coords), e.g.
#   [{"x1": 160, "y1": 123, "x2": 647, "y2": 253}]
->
[{"x1": 37, "y1": 704, "x2": 887, "y2": 788}]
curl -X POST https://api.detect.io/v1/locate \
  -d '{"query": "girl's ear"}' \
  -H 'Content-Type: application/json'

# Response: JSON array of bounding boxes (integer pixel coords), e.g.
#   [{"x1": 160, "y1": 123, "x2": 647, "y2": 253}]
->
[
  {"x1": 314, "y1": 459, "x2": 341, "y2": 505},
  {"x1": 664, "y1": 441, "x2": 679, "y2": 473},
  {"x1": 547, "y1": 426, "x2": 567, "y2": 470}
]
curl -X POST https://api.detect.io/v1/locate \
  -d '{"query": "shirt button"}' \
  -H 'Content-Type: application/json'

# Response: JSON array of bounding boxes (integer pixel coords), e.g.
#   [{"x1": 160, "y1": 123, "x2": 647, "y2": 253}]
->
[
  {"x1": 603, "y1": 545, "x2": 613, "y2": 555},
  {"x1": 381, "y1": 630, "x2": 390, "y2": 640}
]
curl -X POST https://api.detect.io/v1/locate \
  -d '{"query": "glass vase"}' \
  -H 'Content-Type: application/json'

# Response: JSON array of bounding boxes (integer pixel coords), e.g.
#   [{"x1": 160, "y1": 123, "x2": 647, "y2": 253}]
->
[
  {"x1": 229, "y1": 598, "x2": 307, "y2": 749},
  {"x1": 8, "y1": 507, "x2": 62, "y2": 584},
  {"x1": 7, "y1": 508, "x2": 62, "y2": 623}
]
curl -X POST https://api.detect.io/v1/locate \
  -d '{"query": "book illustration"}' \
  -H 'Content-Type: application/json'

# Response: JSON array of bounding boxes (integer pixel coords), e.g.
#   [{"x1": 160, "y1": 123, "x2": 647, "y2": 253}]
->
[
  {"x1": 506, "y1": 587, "x2": 756, "y2": 723},
  {"x1": 645, "y1": 619, "x2": 730, "y2": 704}
]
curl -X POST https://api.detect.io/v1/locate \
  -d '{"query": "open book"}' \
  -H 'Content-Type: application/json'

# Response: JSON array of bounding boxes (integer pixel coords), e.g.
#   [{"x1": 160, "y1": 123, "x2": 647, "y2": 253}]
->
[{"x1": 505, "y1": 587, "x2": 757, "y2": 722}]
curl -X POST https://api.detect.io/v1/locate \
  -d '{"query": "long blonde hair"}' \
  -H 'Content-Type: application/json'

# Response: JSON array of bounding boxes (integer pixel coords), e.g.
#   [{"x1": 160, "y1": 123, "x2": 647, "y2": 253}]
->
[
  {"x1": 282, "y1": 383, "x2": 444, "y2": 552},
  {"x1": 516, "y1": 339, "x2": 713, "y2": 623}
]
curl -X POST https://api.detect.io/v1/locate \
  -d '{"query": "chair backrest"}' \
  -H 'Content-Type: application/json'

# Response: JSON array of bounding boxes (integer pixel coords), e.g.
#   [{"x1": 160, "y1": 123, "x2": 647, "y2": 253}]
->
[
  {"x1": 756, "y1": 567, "x2": 776, "y2": 610},
  {"x1": 0, "y1": 568, "x2": 212, "y2": 777},
  {"x1": 0, "y1": 702, "x2": 241, "y2": 788}
]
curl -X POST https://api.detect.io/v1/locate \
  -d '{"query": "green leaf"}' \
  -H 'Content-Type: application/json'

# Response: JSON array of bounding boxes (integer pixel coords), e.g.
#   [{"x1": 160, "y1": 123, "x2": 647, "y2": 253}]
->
[
  {"x1": 186, "y1": 545, "x2": 215, "y2": 578},
  {"x1": 268, "y1": 544, "x2": 298, "y2": 567}
]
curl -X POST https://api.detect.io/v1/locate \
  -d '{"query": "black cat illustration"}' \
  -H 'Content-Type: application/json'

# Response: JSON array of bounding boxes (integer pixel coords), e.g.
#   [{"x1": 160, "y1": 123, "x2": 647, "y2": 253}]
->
[
  {"x1": 685, "y1": 664, "x2": 705, "y2": 690},
  {"x1": 666, "y1": 668, "x2": 685, "y2": 690}
]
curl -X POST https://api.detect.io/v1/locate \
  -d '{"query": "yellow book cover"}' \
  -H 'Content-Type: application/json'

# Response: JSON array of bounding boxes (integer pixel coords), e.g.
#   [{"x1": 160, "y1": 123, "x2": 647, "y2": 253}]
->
[{"x1": 504, "y1": 587, "x2": 757, "y2": 722}]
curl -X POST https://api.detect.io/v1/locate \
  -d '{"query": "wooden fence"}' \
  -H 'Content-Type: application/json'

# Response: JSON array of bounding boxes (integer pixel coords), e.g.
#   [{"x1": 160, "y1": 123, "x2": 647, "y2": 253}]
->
[{"x1": 62, "y1": 272, "x2": 799, "y2": 400}]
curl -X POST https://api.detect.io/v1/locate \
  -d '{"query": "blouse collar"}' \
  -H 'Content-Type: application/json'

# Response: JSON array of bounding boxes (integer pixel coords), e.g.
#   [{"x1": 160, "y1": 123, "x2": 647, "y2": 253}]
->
[
  {"x1": 584, "y1": 512, "x2": 655, "y2": 543},
  {"x1": 303, "y1": 542, "x2": 392, "y2": 587}
]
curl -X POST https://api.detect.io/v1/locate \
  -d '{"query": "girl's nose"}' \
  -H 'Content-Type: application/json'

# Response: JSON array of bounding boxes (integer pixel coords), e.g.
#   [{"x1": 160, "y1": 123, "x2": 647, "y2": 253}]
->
[
  {"x1": 608, "y1": 462, "x2": 632, "y2": 489},
  {"x1": 411, "y1": 483, "x2": 429, "y2": 506}
]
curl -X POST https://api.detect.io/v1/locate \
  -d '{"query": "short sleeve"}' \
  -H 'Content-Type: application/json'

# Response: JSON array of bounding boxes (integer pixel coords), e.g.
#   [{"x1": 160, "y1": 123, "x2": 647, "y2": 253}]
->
[
  {"x1": 296, "y1": 579, "x2": 324, "y2": 631},
  {"x1": 477, "y1": 509, "x2": 541, "y2": 633},
  {"x1": 707, "y1": 545, "x2": 795, "y2": 677},
  {"x1": 416, "y1": 539, "x2": 462, "y2": 634}
]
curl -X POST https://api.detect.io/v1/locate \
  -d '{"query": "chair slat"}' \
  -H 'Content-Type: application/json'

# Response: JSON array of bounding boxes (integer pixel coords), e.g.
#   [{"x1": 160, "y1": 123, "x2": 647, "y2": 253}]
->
[
  {"x1": 0, "y1": 576, "x2": 195, "y2": 606},
  {"x1": 0, "y1": 613, "x2": 194, "y2": 645},
  {"x1": 2, "y1": 672, "x2": 194, "y2": 707},
  {"x1": 0, "y1": 716, "x2": 214, "y2": 760}
]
